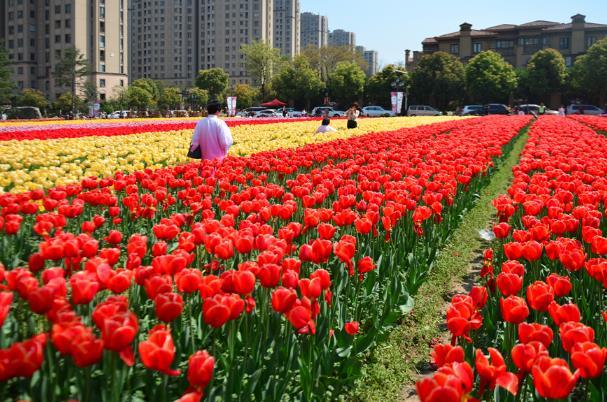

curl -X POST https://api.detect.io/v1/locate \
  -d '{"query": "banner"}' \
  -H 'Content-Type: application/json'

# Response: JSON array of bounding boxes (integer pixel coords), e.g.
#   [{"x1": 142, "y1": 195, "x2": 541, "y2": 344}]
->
[
  {"x1": 391, "y1": 92, "x2": 404, "y2": 115},
  {"x1": 226, "y1": 97, "x2": 237, "y2": 117}
]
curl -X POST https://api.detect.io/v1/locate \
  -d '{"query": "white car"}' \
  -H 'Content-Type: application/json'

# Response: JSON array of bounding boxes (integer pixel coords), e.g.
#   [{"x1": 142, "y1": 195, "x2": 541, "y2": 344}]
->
[
  {"x1": 407, "y1": 105, "x2": 442, "y2": 116},
  {"x1": 459, "y1": 105, "x2": 484, "y2": 116},
  {"x1": 254, "y1": 109, "x2": 280, "y2": 118},
  {"x1": 311, "y1": 107, "x2": 345, "y2": 118},
  {"x1": 361, "y1": 106, "x2": 396, "y2": 117},
  {"x1": 287, "y1": 109, "x2": 307, "y2": 118},
  {"x1": 109, "y1": 110, "x2": 129, "y2": 119},
  {"x1": 566, "y1": 104, "x2": 604, "y2": 115}
]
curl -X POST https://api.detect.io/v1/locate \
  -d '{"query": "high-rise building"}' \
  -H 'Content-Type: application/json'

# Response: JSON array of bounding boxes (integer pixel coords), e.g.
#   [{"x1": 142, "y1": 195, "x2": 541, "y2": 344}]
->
[
  {"x1": 0, "y1": 0, "x2": 128, "y2": 101},
  {"x1": 129, "y1": 0, "x2": 199, "y2": 88},
  {"x1": 273, "y1": 0, "x2": 300, "y2": 58},
  {"x1": 130, "y1": 0, "x2": 273, "y2": 87},
  {"x1": 363, "y1": 50, "x2": 378, "y2": 76},
  {"x1": 300, "y1": 12, "x2": 328, "y2": 49},
  {"x1": 329, "y1": 29, "x2": 355, "y2": 48}
]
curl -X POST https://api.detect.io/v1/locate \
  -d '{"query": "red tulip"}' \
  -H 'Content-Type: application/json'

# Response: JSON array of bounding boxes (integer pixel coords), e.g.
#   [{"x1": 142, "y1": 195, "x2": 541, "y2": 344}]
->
[
  {"x1": 187, "y1": 350, "x2": 215, "y2": 391},
  {"x1": 571, "y1": 341, "x2": 607, "y2": 379},
  {"x1": 70, "y1": 272, "x2": 100, "y2": 305},
  {"x1": 493, "y1": 222, "x2": 511, "y2": 239},
  {"x1": 500, "y1": 296, "x2": 529, "y2": 324},
  {"x1": 496, "y1": 272, "x2": 522, "y2": 297},
  {"x1": 138, "y1": 325, "x2": 180, "y2": 376},
  {"x1": 0, "y1": 292, "x2": 12, "y2": 328},
  {"x1": 511, "y1": 341, "x2": 548, "y2": 374},
  {"x1": 344, "y1": 321, "x2": 360, "y2": 335},
  {"x1": 518, "y1": 322, "x2": 553, "y2": 348},
  {"x1": 475, "y1": 348, "x2": 518, "y2": 395},
  {"x1": 560, "y1": 321, "x2": 595, "y2": 353},
  {"x1": 531, "y1": 356, "x2": 579, "y2": 399},
  {"x1": 526, "y1": 281, "x2": 554, "y2": 312},
  {"x1": 548, "y1": 301, "x2": 581, "y2": 325},
  {"x1": 271, "y1": 287, "x2": 297, "y2": 313},
  {"x1": 545, "y1": 273, "x2": 572, "y2": 297},
  {"x1": 6, "y1": 334, "x2": 47, "y2": 379},
  {"x1": 232, "y1": 270, "x2": 256, "y2": 295},
  {"x1": 431, "y1": 344, "x2": 464, "y2": 367},
  {"x1": 416, "y1": 362, "x2": 474, "y2": 402},
  {"x1": 154, "y1": 292, "x2": 184, "y2": 323}
]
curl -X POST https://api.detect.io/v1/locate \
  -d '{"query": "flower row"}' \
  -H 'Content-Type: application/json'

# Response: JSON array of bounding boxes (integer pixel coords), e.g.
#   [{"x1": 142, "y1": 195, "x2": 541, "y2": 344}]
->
[
  {"x1": 417, "y1": 116, "x2": 607, "y2": 401},
  {"x1": 0, "y1": 116, "x2": 530, "y2": 401},
  {"x1": 0, "y1": 117, "x2": 457, "y2": 193}
]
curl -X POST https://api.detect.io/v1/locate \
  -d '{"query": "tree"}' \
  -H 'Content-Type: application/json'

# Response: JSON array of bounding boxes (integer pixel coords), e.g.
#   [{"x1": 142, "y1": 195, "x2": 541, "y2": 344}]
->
[
  {"x1": 53, "y1": 47, "x2": 89, "y2": 115},
  {"x1": 159, "y1": 87, "x2": 182, "y2": 110},
  {"x1": 195, "y1": 68, "x2": 229, "y2": 101},
  {"x1": 232, "y1": 84, "x2": 259, "y2": 109},
  {"x1": 465, "y1": 51, "x2": 517, "y2": 104},
  {"x1": 410, "y1": 52, "x2": 465, "y2": 110},
  {"x1": 241, "y1": 41, "x2": 283, "y2": 100},
  {"x1": 125, "y1": 86, "x2": 154, "y2": 112},
  {"x1": 327, "y1": 61, "x2": 366, "y2": 107},
  {"x1": 301, "y1": 45, "x2": 368, "y2": 83},
  {"x1": 0, "y1": 46, "x2": 15, "y2": 105},
  {"x1": 18, "y1": 89, "x2": 48, "y2": 110},
  {"x1": 570, "y1": 38, "x2": 607, "y2": 106},
  {"x1": 53, "y1": 92, "x2": 85, "y2": 115},
  {"x1": 272, "y1": 57, "x2": 324, "y2": 110},
  {"x1": 131, "y1": 79, "x2": 162, "y2": 104},
  {"x1": 365, "y1": 65, "x2": 409, "y2": 108},
  {"x1": 186, "y1": 87, "x2": 209, "y2": 111},
  {"x1": 525, "y1": 49, "x2": 567, "y2": 103}
]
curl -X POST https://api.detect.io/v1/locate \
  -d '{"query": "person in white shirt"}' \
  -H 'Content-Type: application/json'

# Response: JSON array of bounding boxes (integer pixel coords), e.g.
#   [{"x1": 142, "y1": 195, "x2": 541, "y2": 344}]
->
[
  {"x1": 316, "y1": 118, "x2": 337, "y2": 134},
  {"x1": 558, "y1": 105, "x2": 566, "y2": 116},
  {"x1": 190, "y1": 101, "x2": 234, "y2": 161},
  {"x1": 345, "y1": 103, "x2": 360, "y2": 129}
]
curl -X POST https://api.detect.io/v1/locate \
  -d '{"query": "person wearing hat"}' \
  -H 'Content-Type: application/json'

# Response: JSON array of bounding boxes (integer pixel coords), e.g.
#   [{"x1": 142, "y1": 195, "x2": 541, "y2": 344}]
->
[{"x1": 189, "y1": 101, "x2": 233, "y2": 161}]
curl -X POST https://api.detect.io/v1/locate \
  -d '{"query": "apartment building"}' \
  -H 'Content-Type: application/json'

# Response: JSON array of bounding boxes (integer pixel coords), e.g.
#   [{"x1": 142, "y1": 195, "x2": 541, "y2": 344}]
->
[
  {"x1": 363, "y1": 50, "x2": 378, "y2": 76},
  {"x1": 300, "y1": 11, "x2": 328, "y2": 49},
  {"x1": 419, "y1": 14, "x2": 607, "y2": 68},
  {"x1": 273, "y1": 0, "x2": 299, "y2": 58},
  {"x1": 0, "y1": 0, "x2": 128, "y2": 101},
  {"x1": 129, "y1": 0, "x2": 199, "y2": 88},
  {"x1": 329, "y1": 29, "x2": 355, "y2": 48}
]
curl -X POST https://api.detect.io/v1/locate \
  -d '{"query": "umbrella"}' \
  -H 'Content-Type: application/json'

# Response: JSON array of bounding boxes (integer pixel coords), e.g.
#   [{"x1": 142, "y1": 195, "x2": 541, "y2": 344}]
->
[{"x1": 260, "y1": 99, "x2": 287, "y2": 108}]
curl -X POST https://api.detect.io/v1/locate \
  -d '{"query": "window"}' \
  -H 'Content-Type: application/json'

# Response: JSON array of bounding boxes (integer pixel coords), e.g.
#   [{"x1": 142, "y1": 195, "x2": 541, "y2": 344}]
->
[
  {"x1": 586, "y1": 36, "x2": 597, "y2": 48},
  {"x1": 65, "y1": 4, "x2": 71, "y2": 14},
  {"x1": 55, "y1": 20, "x2": 61, "y2": 29},
  {"x1": 55, "y1": 35, "x2": 61, "y2": 43},
  {"x1": 565, "y1": 56, "x2": 572, "y2": 67},
  {"x1": 450, "y1": 43, "x2": 459, "y2": 54},
  {"x1": 99, "y1": 79, "x2": 106, "y2": 88},
  {"x1": 65, "y1": 19, "x2": 71, "y2": 28},
  {"x1": 65, "y1": 34, "x2": 71, "y2": 43},
  {"x1": 559, "y1": 37, "x2": 570, "y2": 49},
  {"x1": 54, "y1": 5, "x2": 60, "y2": 14},
  {"x1": 473, "y1": 42, "x2": 481, "y2": 53}
]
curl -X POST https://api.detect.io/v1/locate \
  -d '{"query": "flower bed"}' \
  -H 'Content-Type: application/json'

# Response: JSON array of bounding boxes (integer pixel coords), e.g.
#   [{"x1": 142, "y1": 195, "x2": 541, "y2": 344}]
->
[
  {"x1": 0, "y1": 117, "x2": 459, "y2": 193},
  {"x1": 417, "y1": 116, "x2": 607, "y2": 401},
  {"x1": 0, "y1": 116, "x2": 530, "y2": 401},
  {"x1": 569, "y1": 115, "x2": 607, "y2": 132}
]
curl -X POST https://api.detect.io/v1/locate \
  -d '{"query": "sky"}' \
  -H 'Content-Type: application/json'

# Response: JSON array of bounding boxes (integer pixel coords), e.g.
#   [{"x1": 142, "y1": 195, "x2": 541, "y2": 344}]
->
[{"x1": 301, "y1": 0, "x2": 607, "y2": 66}]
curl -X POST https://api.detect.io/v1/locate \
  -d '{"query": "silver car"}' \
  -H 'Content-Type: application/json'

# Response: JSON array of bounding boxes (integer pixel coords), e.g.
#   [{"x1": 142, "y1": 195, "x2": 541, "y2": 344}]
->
[
  {"x1": 361, "y1": 106, "x2": 396, "y2": 117},
  {"x1": 566, "y1": 104, "x2": 604, "y2": 115},
  {"x1": 407, "y1": 105, "x2": 442, "y2": 116}
]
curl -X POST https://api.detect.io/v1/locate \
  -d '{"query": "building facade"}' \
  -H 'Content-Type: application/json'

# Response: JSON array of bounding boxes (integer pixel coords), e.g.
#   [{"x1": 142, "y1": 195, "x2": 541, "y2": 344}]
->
[
  {"x1": 329, "y1": 29, "x2": 355, "y2": 48},
  {"x1": 0, "y1": 0, "x2": 128, "y2": 101},
  {"x1": 130, "y1": 0, "x2": 273, "y2": 87},
  {"x1": 419, "y1": 14, "x2": 607, "y2": 68},
  {"x1": 300, "y1": 11, "x2": 328, "y2": 49},
  {"x1": 363, "y1": 50, "x2": 378, "y2": 76},
  {"x1": 273, "y1": 0, "x2": 299, "y2": 58}
]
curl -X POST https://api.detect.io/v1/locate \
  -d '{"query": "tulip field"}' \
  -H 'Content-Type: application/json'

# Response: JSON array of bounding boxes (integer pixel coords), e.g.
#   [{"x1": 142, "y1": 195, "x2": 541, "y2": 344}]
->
[
  {"x1": 7, "y1": 113, "x2": 607, "y2": 402},
  {"x1": 417, "y1": 115, "x2": 607, "y2": 402}
]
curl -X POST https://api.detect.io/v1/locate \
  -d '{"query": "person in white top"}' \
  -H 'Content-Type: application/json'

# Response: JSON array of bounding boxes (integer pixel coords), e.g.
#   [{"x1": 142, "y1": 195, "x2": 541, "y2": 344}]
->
[
  {"x1": 190, "y1": 101, "x2": 234, "y2": 161},
  {"x1": 316, "y1": 118, "x2": 337, "y2": 134},
  {"x1": 558, "y1": 105, "x2": 566, "y2": 116},
  {"x1": 345, "y1": 103, "x2": 360, "y2": 129}
]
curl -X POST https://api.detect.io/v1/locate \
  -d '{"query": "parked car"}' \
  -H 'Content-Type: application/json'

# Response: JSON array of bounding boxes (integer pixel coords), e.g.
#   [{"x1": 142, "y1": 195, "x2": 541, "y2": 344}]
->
[
  {"x1": 484, "y1": 104, "x2": 510, "y2": 115},
  {"x1": 518, "y1": 104, "x2": 559, "y2": 116},
  {"x1": 566, "y1": 104, "x2": 604, "y2": 115},
  {"x1": 237, "y1": 107, "x2": 267, "y2": 118},
  {"x1": 254, "y1": 109, "x2": 280, "y2": 118},
  {"x1": 407, "y1": 105, "x2": 442, "y2": 116},
  {"x1": 361, "y1": 106, "x2": 396, "y2": 117},
  {"x1": 109, "y1": 110, "x2": 129, "y2": 119},
  {"x1": 287, "y1": 108, "x2": 307, "y2": 118},
  {"x1": 459, "y1": 105, "x2": 484, "y2": 116},
  {"x1": 4, "y1": 106, "x2": 42, "y2": 120},
  {"x1": 311, "y1": 107, "x2": 344, "y2": 118}
]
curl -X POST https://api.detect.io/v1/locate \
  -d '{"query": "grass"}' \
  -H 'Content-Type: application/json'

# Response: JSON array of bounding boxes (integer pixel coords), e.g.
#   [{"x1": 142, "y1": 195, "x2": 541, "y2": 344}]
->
[{"x1": 349, "y1": 129, "x2": 529, "y2": 402}]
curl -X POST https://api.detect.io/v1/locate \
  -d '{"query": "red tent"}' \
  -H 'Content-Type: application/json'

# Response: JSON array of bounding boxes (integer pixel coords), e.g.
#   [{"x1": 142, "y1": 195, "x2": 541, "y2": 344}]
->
[{"x1": 261, "y1": 98, "x2": 287, "y2": 108}]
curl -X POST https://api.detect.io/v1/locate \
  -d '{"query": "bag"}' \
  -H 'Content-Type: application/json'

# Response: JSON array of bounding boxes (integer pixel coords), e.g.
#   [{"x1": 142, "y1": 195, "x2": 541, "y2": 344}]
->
[{"x1": 187, "y1": 143, "x2": 202, "y2": 159}]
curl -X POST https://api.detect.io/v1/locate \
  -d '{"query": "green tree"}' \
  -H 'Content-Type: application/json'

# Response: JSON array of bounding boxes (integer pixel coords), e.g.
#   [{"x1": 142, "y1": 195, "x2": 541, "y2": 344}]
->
[
  {"x1": 570, "y1": 38, "x2": 607, "y2": 105},
  {"x1": 18, "y1": 88, "x2": 48, "y2": 110},
  {"x1": 53, "y1": 47, "x2": 89, "y2": 115},
  {"x1": 410, "y1": 52, "x2": 465, "y2": 110},
  {"x1": 186, "y1": 87, "x2": 209, "y2": 110},
  {"x1": 195, "y1": 68, "x2": 229, "y2": 101},
  {"x1": 301, "y1": 45, "x2": 368, "y2": 83},
  {"x1": 232, "y1": 84, "x2": 259, "y2": 109},
  {"x1": 0, "y1": 46, "x2": 15, "y2": 105},
  {"x1": 159, "y1": 87, "x2": 182, "y2": 110},
  {"x1": 272, "y1": 57, "x2": 324, "y2": 109},
  {"x1": 365, "y1": 65, "x2": 409, "y2": 108},
  {"x1": 327, "y1": 61, "x2": 366, "y2": 107},
  {"x1": 53, "y1": 92, "x2": 85, "y2": 115},
  {"x1": 131, "y1": 79, "x2": 162, "y2": 104},
  {"x1": 125, "y1": 86, "x2": 154, "y2": 111},
  {"x1": 83, "y1": 79, "x2": 98, "y2": 104},
  {"x1": 241, "y1": 41, "x2": 283, "y2": 100},
  {"x1": 465, "y1": 50, "x2": 517, "y2": 104},
  {"x1": 526, "y1": 49, "x2": 567, "y2": 103}
]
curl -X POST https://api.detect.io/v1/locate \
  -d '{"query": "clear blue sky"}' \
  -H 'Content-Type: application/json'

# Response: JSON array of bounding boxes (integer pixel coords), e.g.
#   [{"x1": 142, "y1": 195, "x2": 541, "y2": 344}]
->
[{"x1": 302, "y1": 0, "x2": 607, "y2": 66}]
